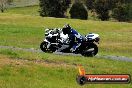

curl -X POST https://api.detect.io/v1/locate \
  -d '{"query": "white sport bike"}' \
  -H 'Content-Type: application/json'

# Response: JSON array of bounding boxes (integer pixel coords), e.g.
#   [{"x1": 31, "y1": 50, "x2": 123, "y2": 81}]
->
[{"x1": 40, "y1": 28, "x2": 100, "y2": 57}]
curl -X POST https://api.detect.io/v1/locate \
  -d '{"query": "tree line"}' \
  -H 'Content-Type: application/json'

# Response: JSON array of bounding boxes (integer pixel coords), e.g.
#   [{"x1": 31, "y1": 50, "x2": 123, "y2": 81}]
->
[
  {"x1": 39, "y1": 0, "x2": 132, "y2": 22},
  {"x1": 0, "y1": 0, "x2": 12, "y2": 12},
  {"x1": 0, "y1": 0, "x2": 131, "y2": 22}
]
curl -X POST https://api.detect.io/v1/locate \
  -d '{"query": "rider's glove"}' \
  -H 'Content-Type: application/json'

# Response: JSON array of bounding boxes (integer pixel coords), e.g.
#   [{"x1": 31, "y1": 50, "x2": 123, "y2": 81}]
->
[{"x1": 70, "y1": 48, "x2": 75, "y2": 52}]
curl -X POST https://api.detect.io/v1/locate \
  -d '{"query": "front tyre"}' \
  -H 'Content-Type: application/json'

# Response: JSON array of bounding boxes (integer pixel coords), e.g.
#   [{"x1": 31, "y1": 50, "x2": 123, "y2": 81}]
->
[
  {"x1": 40, "y1": 41, "x2": 48, "y2": 52},
  {"x1": 81, "y1": 43, "x2": 98, "y2": 57}
]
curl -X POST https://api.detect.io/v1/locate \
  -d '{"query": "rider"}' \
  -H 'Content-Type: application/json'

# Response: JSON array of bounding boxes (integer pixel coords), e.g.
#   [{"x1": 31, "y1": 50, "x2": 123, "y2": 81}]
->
[{"x1": 62, "y1": 24, "x2": 83, "y2": 52}]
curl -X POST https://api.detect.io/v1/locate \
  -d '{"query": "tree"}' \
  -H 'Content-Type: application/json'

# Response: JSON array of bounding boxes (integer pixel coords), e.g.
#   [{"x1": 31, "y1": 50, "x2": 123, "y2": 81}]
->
[
  {"x1": 112, "y1": 3, "x2": 130, "y2": 21},
  {"x1": 122, "y1": 0, "x2": 132, "y2": 21},
  {"x1": 69, "y1": 1, "x2": 88, "y2": 20},
  {"x1": 94, "y1": 0, "x2": 110, "y2": 21},
  {"x1": 39, "y1": 0, "x2": 71, "y2": 18},
  {"x1": 85, "y1": 0, "x2": 95, "y2": 10},
  {"x1": 0, "y1": 0, "x2": 12, "y2": 12},
  {"x1": 128, "y1": 4, "x2": 132, "y2": 21}
]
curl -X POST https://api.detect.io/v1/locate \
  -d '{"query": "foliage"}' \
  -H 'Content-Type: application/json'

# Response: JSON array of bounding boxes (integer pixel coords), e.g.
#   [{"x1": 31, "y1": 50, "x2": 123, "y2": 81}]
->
[
  {"x1": 94, "y1": 0, "x2": 110, "y2": 21},
  {"x1": 85, "y1": 0, "x2": 95, "y2": 10},
  {"x1": 69, "y1": 1, "x2": 88, "y2": 20},
  {"x1": 0, "y1": 0, "x2": 13, "y2": 12},
  {"x1": 112, "y1": 3, "x2": 130, "y2": 21},
  {"x1": 128, "y1": 4, "x2": 132, "y2": 21},
  {"x1": 39, "y1": 0, "x2": 71, "y2": 18},
  {"x1": 84, "y1": 0, "x2": 132, "y2": 22}
]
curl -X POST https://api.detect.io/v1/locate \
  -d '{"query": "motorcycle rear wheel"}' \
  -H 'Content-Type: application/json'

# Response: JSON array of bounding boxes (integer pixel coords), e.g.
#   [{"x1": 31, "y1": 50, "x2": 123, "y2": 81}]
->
[{"x1": 81, "y1": 43, "x2": 98, "y2": 57}]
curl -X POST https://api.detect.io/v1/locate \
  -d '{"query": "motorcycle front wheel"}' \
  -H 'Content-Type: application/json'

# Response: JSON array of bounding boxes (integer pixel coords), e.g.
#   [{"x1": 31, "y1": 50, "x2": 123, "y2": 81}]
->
[
  {"x1": 40, "y1": 41, "x2": 48, "y2": 52},
  {"x1": 81, "y1": 43, "x2": 98, "y2": 57}
]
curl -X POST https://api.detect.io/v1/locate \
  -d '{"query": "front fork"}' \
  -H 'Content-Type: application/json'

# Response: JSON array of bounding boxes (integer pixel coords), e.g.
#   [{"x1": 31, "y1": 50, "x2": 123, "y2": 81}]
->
[{"x1": 44, "y1": 39, "x2": 51, "y2": 49}]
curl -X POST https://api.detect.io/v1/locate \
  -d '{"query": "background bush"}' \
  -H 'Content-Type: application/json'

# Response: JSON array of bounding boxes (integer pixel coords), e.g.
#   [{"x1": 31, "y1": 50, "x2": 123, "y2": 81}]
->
[
  {"x1": 39, "y1": 0, "x2": 71, "y2": 18},
  {"x1": 94, "y1": 0, "x2": 110, "y2": 21},
  {"x1": 69, "y1": 1, "x2": 88, "y2": 20},
  {"x1": 38, "y1": 0, "x2": 132, "y2": 22},
  {"x1": 112, "y1": 3, "x2": 130, "y2": 22}
]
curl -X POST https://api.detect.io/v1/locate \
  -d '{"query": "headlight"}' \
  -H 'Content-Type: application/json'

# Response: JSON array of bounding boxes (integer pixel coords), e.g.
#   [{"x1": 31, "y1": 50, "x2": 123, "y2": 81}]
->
[{"x1": 45, "y1": 33, "x2": 49, "y2": 36}]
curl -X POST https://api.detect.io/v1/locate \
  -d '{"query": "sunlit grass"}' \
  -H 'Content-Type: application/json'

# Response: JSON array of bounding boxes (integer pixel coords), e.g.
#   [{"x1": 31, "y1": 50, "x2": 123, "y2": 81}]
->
[
  {"x1": 0, "y1": 13, "x2": 132, "y2": 57},
  {"x1": 0, "y1": 49, "x2": 132, "y2": 88},
  {"x1": 6, "y1": 5, "x2": 39, "y2": 16},
  {"x1": 0, "y1": 6, "x2": 132, "y2": 88}
]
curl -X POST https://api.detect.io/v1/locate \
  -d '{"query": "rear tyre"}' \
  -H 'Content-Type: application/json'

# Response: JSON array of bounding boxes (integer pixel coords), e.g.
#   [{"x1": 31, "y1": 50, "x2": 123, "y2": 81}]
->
[{"x1": 81, "y1": 43, "x2": 98, "y2": 57}]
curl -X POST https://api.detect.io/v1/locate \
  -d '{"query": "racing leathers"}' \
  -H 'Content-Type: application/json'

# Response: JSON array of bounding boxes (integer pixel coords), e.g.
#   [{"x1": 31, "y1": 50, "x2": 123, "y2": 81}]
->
[{"x1": 69, "y1": 29, "x2": 82, "y2": 52}]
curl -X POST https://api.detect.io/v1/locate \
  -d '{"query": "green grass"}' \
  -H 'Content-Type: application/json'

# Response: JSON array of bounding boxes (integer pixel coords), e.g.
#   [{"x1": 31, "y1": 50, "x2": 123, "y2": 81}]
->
[
  {"x1": 6, "y1": 5, "x2": 39, "y2": 16},
  {"x1": 0, "y1": 55, "x2": 78, "y2": 88},
  {"x1": 0, "y1": 6, "x2": 132, "y2": 88},
  {"x1": 0, "y1": 49, "x2": 132, "y2": 74},
  {"x1": 0, "y1": 49, "x2": 132, "y2": 88},
  {"x1": 0, "y1": 12, "x2": 132, "y2": 57}
]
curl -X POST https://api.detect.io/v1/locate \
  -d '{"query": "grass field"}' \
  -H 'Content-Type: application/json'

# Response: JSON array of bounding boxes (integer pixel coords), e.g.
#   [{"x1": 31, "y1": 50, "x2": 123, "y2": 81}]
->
[
  {"x1": 0, "y1": 6, "x2": 132, "y2": 88},
  {"x1": 0, "y1": 49, "x2": 132, "y2": 88},
  {"x1": 0, "y1": 12, "x2": 131, "y2": 57},
  {"x1": 7, "y1": 6, "x2": 39, "y2": 16}
]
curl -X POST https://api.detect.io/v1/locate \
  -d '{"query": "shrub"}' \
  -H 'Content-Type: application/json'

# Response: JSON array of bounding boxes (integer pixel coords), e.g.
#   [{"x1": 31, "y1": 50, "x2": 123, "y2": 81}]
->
[
  {"x1": 69, "y1": 2, "x2": 88, "y2": 20},
  {"x1": 85, "y1": 0, "x2": 95, "y2": 10},
  {"x1": 94, "y1": 0, "x2": 110, "y2": 21},
  {"x1": 112, "y1": 3, "x2": 130, "y2": 22},
  {"x1": 39, "y1": 0, "x2": 71, "y2": 18}
]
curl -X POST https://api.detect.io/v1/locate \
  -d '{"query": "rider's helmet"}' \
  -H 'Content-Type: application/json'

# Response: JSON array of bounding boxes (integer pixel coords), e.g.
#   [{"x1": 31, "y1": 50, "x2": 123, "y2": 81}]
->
[{"x1": 62, "y1": 24, "x2": 71, "y2": 35}]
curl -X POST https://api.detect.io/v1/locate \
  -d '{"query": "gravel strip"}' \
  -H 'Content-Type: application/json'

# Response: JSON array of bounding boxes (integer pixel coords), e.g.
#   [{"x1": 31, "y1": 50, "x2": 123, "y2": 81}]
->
[{"x1": 0, "y1": 46, "x2": 132, "y2": 62}]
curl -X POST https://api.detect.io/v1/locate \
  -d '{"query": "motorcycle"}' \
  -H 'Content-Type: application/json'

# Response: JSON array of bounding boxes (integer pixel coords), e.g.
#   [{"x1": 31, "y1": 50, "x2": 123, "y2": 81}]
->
[{"x1": 40, "y1": 28, "x2": 100, "y2": 57}]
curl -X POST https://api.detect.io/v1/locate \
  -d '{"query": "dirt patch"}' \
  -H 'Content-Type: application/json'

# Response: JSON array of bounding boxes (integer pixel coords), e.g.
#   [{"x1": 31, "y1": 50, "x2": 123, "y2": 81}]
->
[
  {"x1": 0, "y1": 54, "x2": 76, "y2": 68},
  {"x1": 0, "y1": 55, "x2": 25, "y2": 67}
]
